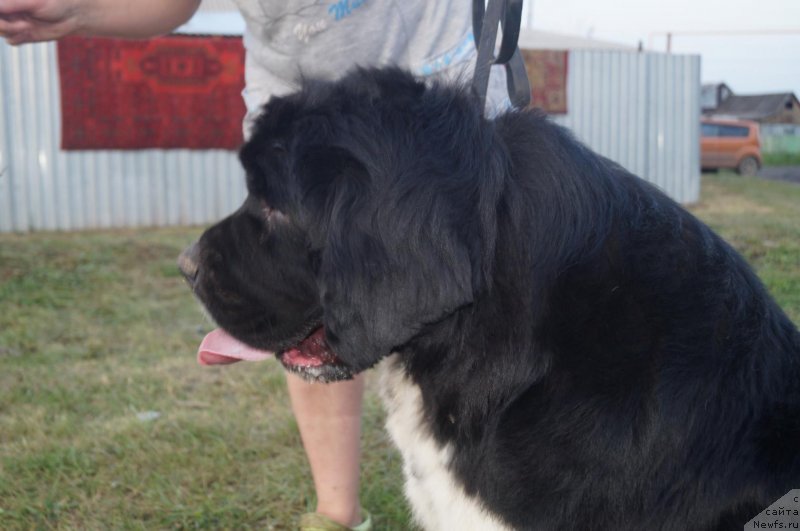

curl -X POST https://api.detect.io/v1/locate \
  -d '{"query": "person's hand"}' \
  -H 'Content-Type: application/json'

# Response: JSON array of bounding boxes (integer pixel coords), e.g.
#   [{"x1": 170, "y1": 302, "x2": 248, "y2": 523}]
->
[
  {"x1": 0, "y1": 0, "x2": 85, "y2": 45},
  {"x1": 1, "y1": 0, "x2": 202, "y2": 45}
]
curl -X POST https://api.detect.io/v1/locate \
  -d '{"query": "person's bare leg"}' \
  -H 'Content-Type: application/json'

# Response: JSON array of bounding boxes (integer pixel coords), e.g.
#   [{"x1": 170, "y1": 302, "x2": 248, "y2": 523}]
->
[{"x1": 286, "y1": 371, "x2": 365, "y2": 527}]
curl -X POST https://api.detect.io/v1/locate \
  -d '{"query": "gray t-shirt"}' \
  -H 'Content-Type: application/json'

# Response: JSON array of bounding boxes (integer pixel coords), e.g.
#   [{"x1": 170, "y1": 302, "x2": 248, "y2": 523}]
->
[{"x1": 231, "y1": 0, "x2": 508, "y2": 129}]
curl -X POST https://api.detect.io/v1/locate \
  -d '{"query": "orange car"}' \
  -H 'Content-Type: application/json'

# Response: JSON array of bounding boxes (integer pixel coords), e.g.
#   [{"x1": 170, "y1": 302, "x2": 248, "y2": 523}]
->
[{"x1": 700, "y1": 118, "x2": 762, "y2": 176}]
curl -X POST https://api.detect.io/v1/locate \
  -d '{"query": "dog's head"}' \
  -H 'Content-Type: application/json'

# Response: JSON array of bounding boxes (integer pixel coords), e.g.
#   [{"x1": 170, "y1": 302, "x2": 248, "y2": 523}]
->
[{"x1": 179, "y1": 68, "x2": 502, "y2": 381}]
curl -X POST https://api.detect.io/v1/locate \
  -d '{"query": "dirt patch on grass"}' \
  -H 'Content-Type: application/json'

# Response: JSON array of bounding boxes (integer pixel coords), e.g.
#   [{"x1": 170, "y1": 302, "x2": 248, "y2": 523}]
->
[{"x1": 692, "y1": 194, "x2": 774, "y2": 216}]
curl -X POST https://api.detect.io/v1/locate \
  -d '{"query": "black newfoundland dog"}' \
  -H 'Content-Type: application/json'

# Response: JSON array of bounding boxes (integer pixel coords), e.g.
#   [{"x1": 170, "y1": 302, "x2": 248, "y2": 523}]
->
[{"x1": 179, "y1": 67, "x2": 799, "y2": 530}]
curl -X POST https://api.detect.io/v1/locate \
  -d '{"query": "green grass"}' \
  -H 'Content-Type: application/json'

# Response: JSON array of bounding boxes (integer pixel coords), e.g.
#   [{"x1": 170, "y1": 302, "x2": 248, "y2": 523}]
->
[
  {"x1": 0, "y1": 173, "x2": 798, "y2": 529},
  {"x1": 692, "y1": 172, "x2": 800, "y2": 322},
  {"x1": 763, "y1": 152, "x2": 800, "y2": 167},
  {"x1": 0, "y1": 228, "x2": 409, "y2": 530}
]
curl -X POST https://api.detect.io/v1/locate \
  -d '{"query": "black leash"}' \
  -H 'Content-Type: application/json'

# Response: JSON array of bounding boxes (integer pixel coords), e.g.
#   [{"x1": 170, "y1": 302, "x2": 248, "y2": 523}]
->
[{"x1": 472, "y1": 0, "x2": 531, "y2": 110}]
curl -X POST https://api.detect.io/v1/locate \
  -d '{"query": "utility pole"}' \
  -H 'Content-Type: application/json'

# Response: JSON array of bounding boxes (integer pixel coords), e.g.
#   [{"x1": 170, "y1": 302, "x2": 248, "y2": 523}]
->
[{"x1": 649, "y1": 29, "x2": 800, "y2": 52}]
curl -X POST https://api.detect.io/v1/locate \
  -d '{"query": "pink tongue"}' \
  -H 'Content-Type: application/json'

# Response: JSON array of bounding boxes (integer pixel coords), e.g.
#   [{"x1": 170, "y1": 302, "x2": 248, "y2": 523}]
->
[{"x1": 197, "y1": 328, "x2": 274, "y2": 366}]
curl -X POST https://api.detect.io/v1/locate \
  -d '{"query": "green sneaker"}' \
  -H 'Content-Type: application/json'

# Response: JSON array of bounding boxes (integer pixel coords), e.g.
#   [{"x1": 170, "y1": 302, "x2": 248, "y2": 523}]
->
[{"x1": 298, "y1": 510, "x2": 372, "y2": 531}]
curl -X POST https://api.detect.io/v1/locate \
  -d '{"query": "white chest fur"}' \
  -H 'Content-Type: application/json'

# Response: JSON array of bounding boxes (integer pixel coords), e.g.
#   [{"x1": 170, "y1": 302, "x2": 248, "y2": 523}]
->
[{"x1": 377, "y1": 356, "x2": 513, "y2": 531}]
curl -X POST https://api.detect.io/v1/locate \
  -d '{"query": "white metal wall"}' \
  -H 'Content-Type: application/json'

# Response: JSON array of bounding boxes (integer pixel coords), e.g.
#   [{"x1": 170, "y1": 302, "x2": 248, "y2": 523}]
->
[
  {"x1": 552, "y1": 50, "x2": 701, "y2": 204},
  {"x1": 0, "y1": 42, "x2": 247, "y2": 233},
  {"x1": 0, "y1": 42, "x2": 699, "y2": 233}
]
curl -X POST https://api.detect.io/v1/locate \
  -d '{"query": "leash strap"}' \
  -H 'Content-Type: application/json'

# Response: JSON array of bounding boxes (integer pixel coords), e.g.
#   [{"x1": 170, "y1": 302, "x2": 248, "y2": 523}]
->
[{"x1": 472, "y1": 0, "x2": 531, "y2": 110}]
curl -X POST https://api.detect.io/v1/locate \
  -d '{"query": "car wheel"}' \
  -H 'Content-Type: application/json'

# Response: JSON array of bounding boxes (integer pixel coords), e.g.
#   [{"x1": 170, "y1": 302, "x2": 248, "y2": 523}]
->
[{"x1": 737, "y1": 156, "x2": 759, "y2": 177}]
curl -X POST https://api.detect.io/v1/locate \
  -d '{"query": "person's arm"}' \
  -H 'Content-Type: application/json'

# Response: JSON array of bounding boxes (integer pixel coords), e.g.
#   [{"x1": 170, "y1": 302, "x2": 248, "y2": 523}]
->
[{"x1": 0, "y1": 0, "x2": 201, "y2": 45}]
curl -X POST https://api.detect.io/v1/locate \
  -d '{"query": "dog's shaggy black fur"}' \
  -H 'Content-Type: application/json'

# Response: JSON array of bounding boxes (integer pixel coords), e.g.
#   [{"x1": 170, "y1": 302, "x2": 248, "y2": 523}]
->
[{"x1": 182, "y1": 68, "x2": 800, "y2": 530}]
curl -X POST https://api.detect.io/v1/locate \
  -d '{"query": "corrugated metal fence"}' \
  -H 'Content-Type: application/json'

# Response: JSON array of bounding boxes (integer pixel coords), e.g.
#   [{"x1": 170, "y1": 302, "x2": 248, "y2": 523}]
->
[
  {"x1": 0, "y1": 42, "x2": 699, "y2": 233},
  {"x1": 762, "y1": 135, "x2": 800, "y2": 155},
  {"x1": 761, "y1": 124, "x2": 800, "y2": 156},
  {"x1": 552, "y1": 50, "x2": 700, "y2": 204},
  {"x1": 0, "y1": 42, "x2": 246, "y2": 233}
]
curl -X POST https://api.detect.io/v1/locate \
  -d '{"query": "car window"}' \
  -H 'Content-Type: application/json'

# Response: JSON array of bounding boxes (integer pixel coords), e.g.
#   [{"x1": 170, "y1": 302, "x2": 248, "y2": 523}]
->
[
  {"x1": 718, "y1": 125, "x2": 750, "y2": 137},
  {"x1": 701, "y1": 123, "x2": 750, "y2": 138},
  {"x1": 701, "y1": 123, "x2": 719, "y2": 137}
]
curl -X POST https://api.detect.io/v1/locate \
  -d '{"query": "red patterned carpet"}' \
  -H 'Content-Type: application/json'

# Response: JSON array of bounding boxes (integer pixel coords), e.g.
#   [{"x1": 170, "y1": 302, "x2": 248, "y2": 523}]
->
[
  {"x1": 57, "y1": 36, "x2": 567, "y2": 150},
  {"x1": 57, "y1": 35, "x2": 246, "y2": 150},
  {"x1": 521, "y1": 49, "x2": 569, "y2": 114}
]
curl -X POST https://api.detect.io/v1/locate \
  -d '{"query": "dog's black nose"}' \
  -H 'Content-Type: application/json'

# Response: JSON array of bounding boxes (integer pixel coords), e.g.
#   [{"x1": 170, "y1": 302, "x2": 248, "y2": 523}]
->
[{"x1": 178, "y1": 243, "x2": 201, "y2": 284}]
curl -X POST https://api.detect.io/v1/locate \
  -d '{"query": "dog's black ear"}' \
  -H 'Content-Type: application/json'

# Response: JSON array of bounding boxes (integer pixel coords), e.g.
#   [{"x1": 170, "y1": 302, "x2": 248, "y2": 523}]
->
[{"x1": 296, "y1": 145, "x2": 475, "y2": 371}]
